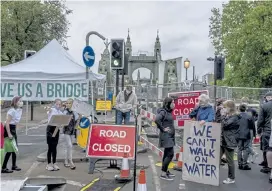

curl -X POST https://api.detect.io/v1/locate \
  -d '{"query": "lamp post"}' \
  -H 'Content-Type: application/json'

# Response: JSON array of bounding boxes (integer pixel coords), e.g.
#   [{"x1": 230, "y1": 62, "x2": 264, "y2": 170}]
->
[{"x1": 184, "y1": 58, "x2": 190, "y2": 80}]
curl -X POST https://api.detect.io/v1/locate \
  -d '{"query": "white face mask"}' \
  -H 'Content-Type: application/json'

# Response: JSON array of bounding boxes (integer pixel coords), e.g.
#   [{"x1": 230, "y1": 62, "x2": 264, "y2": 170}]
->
[{"x1": 17, "y1": 101, "x2": 23, "y2": 108}]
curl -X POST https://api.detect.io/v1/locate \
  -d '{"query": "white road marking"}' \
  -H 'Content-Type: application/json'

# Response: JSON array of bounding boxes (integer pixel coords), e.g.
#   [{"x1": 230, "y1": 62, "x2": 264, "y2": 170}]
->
[
  {"x1": 18, "y1": 143, "x2": 33, "y2": 146},
  {"x1": 148, "y1": 155, "x2": 161, "y2": 191},
  {"x1": 27, "y1": 135, "x2": 46, "y2": 137},
  {"x1": 24, "y1": 161, "x2": 41, "y2": 177},
  {"x1": 37, "y1": 175, "x2": 84, "y2": 187},
  {"x1": 179, "y1": 183, "x2": 186, "y2": 190}
]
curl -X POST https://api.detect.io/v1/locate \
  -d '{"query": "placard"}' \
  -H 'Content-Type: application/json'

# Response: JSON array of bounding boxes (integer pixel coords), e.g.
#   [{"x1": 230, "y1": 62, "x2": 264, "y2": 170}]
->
[
  {"x1": 1, "y1": 80, "x2": 89, "y2": 101},
  {"x1": 182, "y1": 121, "x2": 221, "y2": 186},
  {"x1": 71, "y1": 99, "x2": 93, "y2": 116},
  {"x1": 168, "y1": 90, "x2": 208, "y2": 126},
  {"x1": 86, "y1": 124, "x2": 136, "y2": 159},
  {"x1": 48, "y1": 115, "x2": 72, "y2": 127}
]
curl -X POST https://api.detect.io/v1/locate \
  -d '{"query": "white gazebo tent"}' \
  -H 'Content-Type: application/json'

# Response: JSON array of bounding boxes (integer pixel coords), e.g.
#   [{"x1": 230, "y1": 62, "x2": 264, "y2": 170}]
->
[{"x1": 1, "y1": 39, "x2": 105, "y2": 134}]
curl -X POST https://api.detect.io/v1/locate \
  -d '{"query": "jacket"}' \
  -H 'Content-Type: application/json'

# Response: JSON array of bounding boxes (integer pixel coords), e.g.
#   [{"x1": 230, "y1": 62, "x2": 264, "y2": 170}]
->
[
  {"x1": 155, "y1": 108, "x2": 175, "y2": 148},
  {"x1": 238, "y1": 112, "x2": 255, "y2": 140},
  {"x1": 257, "y1": 101, "x2": 272, "y2": 136},
  {"x1": 116, "y1": 91, "x2": 137, "y2": 113},
  {"x1": 189, "y1": 105, "x2": 215, "y2": 122},
  {"x1": 221, "y1": 114, "x2": 240, "y2": 149},
  {"x1": 63, "y1": 109, "x2": 79, "y2": 135}
]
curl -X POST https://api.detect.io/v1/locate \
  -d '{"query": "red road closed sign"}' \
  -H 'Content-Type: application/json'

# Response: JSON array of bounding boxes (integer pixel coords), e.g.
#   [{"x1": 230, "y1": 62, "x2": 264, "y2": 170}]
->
[
  {"x1": 168, "y1": 90, "x2": 208, "y2": 126},
  {"x1": 86, "y1": 124, "x2": 136, "y2": 159}
]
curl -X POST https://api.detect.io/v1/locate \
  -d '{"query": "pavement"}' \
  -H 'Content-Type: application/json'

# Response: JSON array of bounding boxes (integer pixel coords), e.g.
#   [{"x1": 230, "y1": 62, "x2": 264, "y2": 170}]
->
[{"x1": 1, "y1": 106, "x2": 272, "y2": 191}]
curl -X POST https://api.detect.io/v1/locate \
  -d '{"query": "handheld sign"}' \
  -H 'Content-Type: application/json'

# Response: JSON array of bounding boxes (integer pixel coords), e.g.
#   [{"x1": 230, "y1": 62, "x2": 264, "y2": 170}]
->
[
  {"x1": 168, "y1": 90, "x2": 208, "y2": 126},
  {"x1": 71, "y1": 99, "x2": 93, "y2": 117},
  {"x1": 182, "y1": 121, "x2": 221, "y2": 186},
  {"x1": 83, "y1": 46, "x2": 95, "y2": 67},
  {"x1": 86, "y1": 124, "x2": 136, "y2": 159},
  {"x1": 79, "y1": 117, "x2": 90, "y2": 129},
  {"x1": 48, "y1": 115, "x2": 73, "y2": 137}
]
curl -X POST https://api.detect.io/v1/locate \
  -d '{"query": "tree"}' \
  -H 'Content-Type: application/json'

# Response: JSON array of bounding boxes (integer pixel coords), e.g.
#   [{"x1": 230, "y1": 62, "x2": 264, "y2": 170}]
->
[
  {"x1": 209, "y1": 0, "x2": 272, "y2": 88},
  {"x1": 1, "y1": 0, "x2": 72, "y2": 65}
]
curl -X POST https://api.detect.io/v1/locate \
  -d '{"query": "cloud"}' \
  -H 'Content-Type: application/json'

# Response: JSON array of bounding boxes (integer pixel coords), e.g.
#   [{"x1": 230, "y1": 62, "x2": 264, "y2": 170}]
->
[{"x1": 65, "y1": 1, "x2": 223, "y2": 81}]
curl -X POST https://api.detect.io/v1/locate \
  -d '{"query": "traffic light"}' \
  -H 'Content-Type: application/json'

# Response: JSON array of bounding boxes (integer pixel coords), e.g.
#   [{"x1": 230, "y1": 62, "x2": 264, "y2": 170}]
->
[
  {"x1": 110, "y1": 39, "x2": 125, "y2": 69},
  {"x1": 215, "y1": 56, "x2": 225, "y2": 80},
  {"x1": 24, "y1": 50, "x2": 36, "y2": 59}
]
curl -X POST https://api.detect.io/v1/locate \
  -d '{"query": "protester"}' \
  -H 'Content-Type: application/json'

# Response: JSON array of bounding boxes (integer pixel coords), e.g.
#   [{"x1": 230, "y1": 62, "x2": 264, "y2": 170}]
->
[
  {"x1": 155, "y1": 97, "x2": 176, "y2": 181},
  {"x1": 1, "y1": 123, "x2": 5, "y2": 167},
  {"x1": 237, "y1": 104, "x2": 254, "y2": 170},
  {"x1": 215, "y1": 98, "x2": 225, "y2": 123},
  {"x1": 247, "y1": 108, "x2": 259, "y2": 163},
  {"x1": 63, "y1": 98, "x2": 80, "y2": 170},
  {"x1": 220, "y1": 100, "x2": 240, "y2": 184},
  {"x1": 189, "y1": 94, "x2": 215, "y2": 125},
  {"x1": 45, "y1": 99, "x2": 64, "y2": 171},
  {"x1": 1, "y1": 96, "x2": 23, "y2": 173},
  {"x1": 258, "y1": 92, "x2": 272, "y2": 173},
  {"x1": 116, "y1": 85, "x2": 137, "y2": 125},
  {"x1": 266, "y1": 119, "x2": 272, "y2": 183}
]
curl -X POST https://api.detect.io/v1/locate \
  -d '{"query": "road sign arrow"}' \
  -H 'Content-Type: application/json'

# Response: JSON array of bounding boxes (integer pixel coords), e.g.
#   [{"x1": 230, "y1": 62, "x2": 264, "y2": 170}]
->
[
  {"x1": 84, "y1": 52, "x2": 94, "y2": 61},
  {"x1": 80, "y1": 118, "x2": 89, "y2": 127}
]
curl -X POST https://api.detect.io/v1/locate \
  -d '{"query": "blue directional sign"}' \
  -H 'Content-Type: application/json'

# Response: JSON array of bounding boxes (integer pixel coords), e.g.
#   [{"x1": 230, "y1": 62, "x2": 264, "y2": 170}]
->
[
  {"x1": 79, "y1": 117, "x2": 90, "y2": 129},
  {"x1": 82, "y1": 46, "x2": 95, "y2": 67}
]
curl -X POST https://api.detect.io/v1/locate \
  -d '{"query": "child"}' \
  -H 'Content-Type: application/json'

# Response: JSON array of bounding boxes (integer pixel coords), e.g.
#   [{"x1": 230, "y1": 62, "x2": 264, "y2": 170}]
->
[
  {"x1": 63, "y1": 98, "x2": 80, "y2": 170},
  {"x1": 2, "y1": 96, "x2": 23, "y2": 173},
  {"x1": 45, "y1": 99, "x2": 63, "y2": 171}
]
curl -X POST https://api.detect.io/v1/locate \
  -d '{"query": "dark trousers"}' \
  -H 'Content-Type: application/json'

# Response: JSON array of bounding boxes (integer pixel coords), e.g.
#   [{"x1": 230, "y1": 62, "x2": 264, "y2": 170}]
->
[
  {"x1": 162, "y1": 147, "x2": 174, "y2": 172},
  {"x1": 220, "y1": 146, "x2": 235, "y2": 179},
  {"x1": 47, "y1": 143, "x2": 57, "y2": 164},
  {"x1": 2, "y1": 152, "x2": 16, "y2": 169},
  {"x1": 237, "y1": 139, "x2": 250, "y2": 166}
]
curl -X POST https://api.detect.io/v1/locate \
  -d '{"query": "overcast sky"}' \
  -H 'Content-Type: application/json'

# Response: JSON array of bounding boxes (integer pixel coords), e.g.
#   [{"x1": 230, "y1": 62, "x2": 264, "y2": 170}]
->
[{"x1": 65, "y1": 0, "x2": 224, "y2": 81}]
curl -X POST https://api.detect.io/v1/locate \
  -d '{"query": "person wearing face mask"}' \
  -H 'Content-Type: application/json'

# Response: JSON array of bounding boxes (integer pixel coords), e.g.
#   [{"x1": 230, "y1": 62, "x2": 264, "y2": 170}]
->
[
  {"x1": 155, "y1": 97, "x2": 176, "y2": 181},
  {"x1": 45, "y1": 99, "x2": 64, "y2": 171},
  {"x1": 220, "y1": 100, "x2": 240, "y2": 184},
  {"x1": 115, "y1": 85, "x2": 137, "y2": 125},
  {"x1": 257, "y1": 92, "x2": 272, "y2": 174},
  {"x1": 189, "y1": 94, "x2": 215, "y2": 126},
  {"x1": 2, "y1": 96, "x2": 23, "y2": 173}
]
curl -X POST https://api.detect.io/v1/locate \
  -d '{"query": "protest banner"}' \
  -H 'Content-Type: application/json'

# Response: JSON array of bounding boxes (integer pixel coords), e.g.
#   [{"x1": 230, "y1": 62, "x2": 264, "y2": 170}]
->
[
  {"x1": 96, "y1": 100, "x2": 112, "y2": 111},
  {"x1": 86, "y1": 124, "x2": 136, "y2": 159},
  {"x1": 71, "y1": 99, "x2": 93, "y2": 116},
  {"x1": 0, "y1": 80, "x2": 89, "y2": 101},
  {"x1": 182, "y1": 121, "x2": 221, "y2": 186},
  {"x1": 168, "y1": 90, "x2": 208, "y2": 126},
  {"x1": 48, "y1": 115, "x2": 72, "y2": 137}
]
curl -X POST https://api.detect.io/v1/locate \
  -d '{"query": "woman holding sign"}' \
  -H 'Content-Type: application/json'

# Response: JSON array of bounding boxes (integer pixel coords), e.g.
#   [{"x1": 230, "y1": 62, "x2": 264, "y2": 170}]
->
[
  {"x1": 45, "y1": 99, "x2": 64, "y2": 171},
  {"x1": 2, "y1": 96, "x2": 23, "y2": 173},
  {"x1": 155, "y1": 97, "x2": 176, "y2": 181}
]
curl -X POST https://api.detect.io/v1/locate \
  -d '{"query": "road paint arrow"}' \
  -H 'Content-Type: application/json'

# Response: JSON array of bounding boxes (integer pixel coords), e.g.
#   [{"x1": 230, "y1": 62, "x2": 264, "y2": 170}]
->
[
  {"x1": 80, "y1": 118, "x2": 89, "y2": 127},
  {"x1": 84, "y1": 52, "x2": 94, "y2": 61}
]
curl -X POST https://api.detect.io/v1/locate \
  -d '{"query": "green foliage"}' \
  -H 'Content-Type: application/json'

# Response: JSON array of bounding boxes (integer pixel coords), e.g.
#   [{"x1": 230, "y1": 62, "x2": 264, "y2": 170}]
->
[
  {"x1": 209, "y1": 0, "x2": 272, "y2": 88},
  {"x1": 1, "y1": 0, "x2": 71, "y2": 64}
]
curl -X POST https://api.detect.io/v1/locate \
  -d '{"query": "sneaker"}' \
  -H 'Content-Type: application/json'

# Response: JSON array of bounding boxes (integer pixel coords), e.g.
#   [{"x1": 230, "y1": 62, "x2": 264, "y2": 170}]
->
[
  {"x1": 1, "y1": 168, "x2": 13, "y2": 173},
  {"x1": 46, "y1": 164, "x2": 54, "y2": 171},
  {"x1": 11, "y1": 166, "x2": 21, "y2": 171},
  {"x1": 53, "y1": 163, "x2": 60, "y2": 171},
  {"x1": 251, "y1": 153, "x2": 259, "y2": 163},
  {"x1": 242, "y1": 165, "x2": 251, "y2": 170},
  {"x1": 64, "y1": 160, "x2": 70, "y2": 167},
  {"x1": 69, "y1": 161, "x2": 76, "y2": 170},
  {"x1": 166, "y1": 171, "x2": 175, "y2": 177},
  {"x1": 260, "y1": 167, "x2": 270, "y2": 174},
  {"x1": 223, "y1": 178, "x2": 235, "y2": 184},
  {"x1": 160, "y1": 174, "x2": 174, "y2": 181}
]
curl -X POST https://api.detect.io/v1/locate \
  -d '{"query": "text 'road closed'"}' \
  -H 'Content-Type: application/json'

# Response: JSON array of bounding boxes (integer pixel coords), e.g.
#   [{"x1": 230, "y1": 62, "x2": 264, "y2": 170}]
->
[{"x1": 86, "y1": 124, "x2": 136, "y2": 159}]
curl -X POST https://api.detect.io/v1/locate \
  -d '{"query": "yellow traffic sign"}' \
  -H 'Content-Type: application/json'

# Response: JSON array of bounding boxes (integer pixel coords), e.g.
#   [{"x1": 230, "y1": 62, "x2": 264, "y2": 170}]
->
[
  {"x1": 77, "y1": 125, "x2": 89, "y2": 149},
  {"x1": 96, "y1": 100, "x2": 112, "y2": 111}
]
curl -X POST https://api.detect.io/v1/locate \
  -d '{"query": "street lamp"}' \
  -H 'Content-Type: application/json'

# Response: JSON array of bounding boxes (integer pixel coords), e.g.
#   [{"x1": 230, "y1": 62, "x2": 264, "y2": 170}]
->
[{"x1": 184, "y1": 58, "x2": 190, "y2": 80}]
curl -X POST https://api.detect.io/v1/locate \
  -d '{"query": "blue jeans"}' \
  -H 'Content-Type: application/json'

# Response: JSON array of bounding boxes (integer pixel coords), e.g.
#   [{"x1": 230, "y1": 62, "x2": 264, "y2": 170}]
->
[{"x1": 116, "y1": 110, "x2": 131, "y2": 125}]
